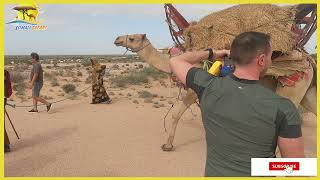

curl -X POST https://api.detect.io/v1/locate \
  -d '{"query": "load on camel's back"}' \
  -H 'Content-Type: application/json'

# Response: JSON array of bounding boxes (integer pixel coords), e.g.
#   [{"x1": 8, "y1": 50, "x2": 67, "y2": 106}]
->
[{"x1": 182, "y1": 4, "x2": 316, "y2": 110}]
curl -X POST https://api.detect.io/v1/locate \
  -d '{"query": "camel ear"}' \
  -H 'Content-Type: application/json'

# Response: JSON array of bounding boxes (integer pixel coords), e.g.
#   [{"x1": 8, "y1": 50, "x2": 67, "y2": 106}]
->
[{"x1": 141, "y1": 34, "x2": 146, "y2": 40}]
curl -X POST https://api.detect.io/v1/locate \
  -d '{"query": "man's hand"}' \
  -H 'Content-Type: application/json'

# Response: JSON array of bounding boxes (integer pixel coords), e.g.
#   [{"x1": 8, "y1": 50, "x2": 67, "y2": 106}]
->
[
  {"x1": 27, "y1": 82, "x2": 33, "y2": 89},
  {"x1": 169, "y1": 49, "x2": 230, "y2": 85},
  {"x1": 215, "y1": 49, "x2": 230, "y2": 59}
]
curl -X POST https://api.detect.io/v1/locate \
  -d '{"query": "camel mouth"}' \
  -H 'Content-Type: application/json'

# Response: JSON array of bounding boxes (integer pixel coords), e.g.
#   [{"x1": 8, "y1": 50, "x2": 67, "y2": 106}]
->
[{"x1": 114, "y1": 41, "x2": 122, "y2": 46}]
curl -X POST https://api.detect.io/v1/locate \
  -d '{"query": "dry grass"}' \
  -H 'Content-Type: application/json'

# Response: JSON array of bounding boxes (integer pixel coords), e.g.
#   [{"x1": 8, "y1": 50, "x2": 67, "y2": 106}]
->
[
  {"x1": 110, "y1": 67, "x2": 167, "y2": 87},
  {"x1": 11, "y1": 71, "x2": 27, "y2": 84},
  {"x1": 138, "y1": 90, "x2": 153, "y2": 99},
  {"x1": 82, "y1": 60, "x2": 91, "y2": 67},
  {"x1": 62, "y1": 84, "x2": 76, "y2": 93},
  {"x1": 183, "y1": 4, "x2": 298, "y2": 53},
  {"x1": 51, "y1": 78, "x2": 60, "y2": 87},
  {"x1": 13, "y1": 83, "x2": 26, "y2": 95}
]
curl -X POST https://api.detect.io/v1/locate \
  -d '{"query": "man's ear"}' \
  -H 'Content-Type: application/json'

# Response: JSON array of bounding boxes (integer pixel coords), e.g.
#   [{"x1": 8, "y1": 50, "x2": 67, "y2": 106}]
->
[{"x1": 257, "y1": 54, "x2": 266, "y2": 66}]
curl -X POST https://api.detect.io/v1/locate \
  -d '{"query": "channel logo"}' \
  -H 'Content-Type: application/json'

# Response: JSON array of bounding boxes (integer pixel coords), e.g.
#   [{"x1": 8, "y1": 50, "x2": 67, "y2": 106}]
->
[{"x1": 6, "y1": 1, "x2": 47, "y2": 31}]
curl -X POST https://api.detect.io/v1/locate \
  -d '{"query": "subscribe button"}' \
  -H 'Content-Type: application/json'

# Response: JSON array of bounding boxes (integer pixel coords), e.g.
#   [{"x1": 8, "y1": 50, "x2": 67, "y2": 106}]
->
[{"x1": 251, "y1": 158, "x2": 317, "y2": 176}]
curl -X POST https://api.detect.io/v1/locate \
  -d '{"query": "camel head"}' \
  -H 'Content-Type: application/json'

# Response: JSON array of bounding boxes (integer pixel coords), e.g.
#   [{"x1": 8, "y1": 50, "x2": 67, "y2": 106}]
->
[{"x1": 114, "y1": 34, "x2": 148, "y2": 52}]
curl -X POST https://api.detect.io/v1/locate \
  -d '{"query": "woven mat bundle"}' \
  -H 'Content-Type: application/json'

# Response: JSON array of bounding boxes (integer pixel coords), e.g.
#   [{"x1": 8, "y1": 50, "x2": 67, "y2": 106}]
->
[
  {"x1": 183, "y1": 4, "x2": 298, "y2": 53},
  {"x1": 182, "y1": 4, "x2": 314, "y2": 77}
]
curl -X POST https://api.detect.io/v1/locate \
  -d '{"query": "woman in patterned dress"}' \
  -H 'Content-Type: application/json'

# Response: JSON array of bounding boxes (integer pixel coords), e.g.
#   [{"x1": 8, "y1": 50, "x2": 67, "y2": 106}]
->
[{"x1": 90, "y1": 58, "x2": 111, "y2": 104}]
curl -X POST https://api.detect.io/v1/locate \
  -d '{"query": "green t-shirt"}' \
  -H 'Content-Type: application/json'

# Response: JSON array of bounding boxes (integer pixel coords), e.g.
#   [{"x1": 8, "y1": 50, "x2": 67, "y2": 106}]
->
[
  {"x1": 186, "y1": 67, "x2": 302, "y2": 177},
  {"x1": 30, "y1": 62, "x2": 43, "y2": 83}
]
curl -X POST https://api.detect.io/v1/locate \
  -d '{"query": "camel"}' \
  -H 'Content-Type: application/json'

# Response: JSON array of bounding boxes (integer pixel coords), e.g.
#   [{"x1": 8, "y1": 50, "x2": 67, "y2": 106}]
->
[{"x1": 114, "y1": 34, "x2": 316, "y2": 151}]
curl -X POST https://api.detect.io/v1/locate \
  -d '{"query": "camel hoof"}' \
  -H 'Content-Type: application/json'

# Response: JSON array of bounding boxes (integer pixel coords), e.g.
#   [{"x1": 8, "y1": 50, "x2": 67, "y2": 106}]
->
[{"x1": 161, "y1": 144, "x2": 174, "y2": 151}]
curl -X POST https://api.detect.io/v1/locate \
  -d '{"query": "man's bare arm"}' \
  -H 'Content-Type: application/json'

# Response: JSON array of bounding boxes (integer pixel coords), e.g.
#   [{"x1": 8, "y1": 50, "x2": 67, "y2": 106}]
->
[
  {"x1": 278, "y1": 136, "x2": 305, "y2": 157},
  {"x1": 169, "y1": 50, "x2": 229, "y2": 85},
  {"x1": 28, "y1": 73, "x2": 38, "y2": 89},
  {"x1": 30, "y1": 73, "x2": 38, "y2": 85}
]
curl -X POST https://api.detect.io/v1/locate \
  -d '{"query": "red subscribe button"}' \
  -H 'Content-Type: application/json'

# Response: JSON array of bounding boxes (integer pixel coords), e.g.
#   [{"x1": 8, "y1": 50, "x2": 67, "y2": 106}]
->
[{"x1": 269, "y1": 162, "x2": 300, "y2": 171}]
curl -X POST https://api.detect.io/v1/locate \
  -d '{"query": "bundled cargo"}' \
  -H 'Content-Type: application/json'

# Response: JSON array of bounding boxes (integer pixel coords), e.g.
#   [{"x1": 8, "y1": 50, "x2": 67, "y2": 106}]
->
[
  {"x1": 183, "y1": 4, "x2": 298, "y2": 53},
  {"x1": 182, "y1": 4, "x2": 315, "y2": 78}
]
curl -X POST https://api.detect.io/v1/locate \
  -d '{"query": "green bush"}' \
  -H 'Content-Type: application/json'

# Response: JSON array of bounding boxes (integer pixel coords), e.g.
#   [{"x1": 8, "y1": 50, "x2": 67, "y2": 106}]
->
[
  {"x1": 81, "y1": 60, "x2": 91, "y2": 67},
  {"x1": 110, "y1": 71, "x2": 148, "y2": 87},
  {"x1": 51, "y1": 78, "x2": 59, "y2": 87},
  {"x1": 138, "y1": 90, "x2": 153, "y2": 99},
  {"x1": 62, "y1": 84, "x2": 76, "y2": 93},
  {"x1": 13, "y1": 83, "x2": 26, "y2": 95},
  {"x1": 110, "y1": 67, "x2": 167, "y2": 87},
  {"x1": 11, "y1": 72, "x2": 27, "y2": 83},
  {"x1": 44, "y1": 72, "x2": 55, "y2": 80},
  {"x1": 140, "y1": 67, "x2": 167, "y2": 80}
]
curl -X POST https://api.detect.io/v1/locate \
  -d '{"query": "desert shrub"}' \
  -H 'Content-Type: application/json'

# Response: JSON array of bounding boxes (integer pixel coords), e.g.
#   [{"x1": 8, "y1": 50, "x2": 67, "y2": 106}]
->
[
  {"x1": 109, "y1": 67, "x2": 167, "y2": 87},
  {"x1": 11, "y1": 72, "x2": 27, "y2": 83},
  {"x1": 52, "y1": 70, "x2": 64, "y2": 76},
  {"x1": 13, "y1": 83, "x2": 26, "y2": 95},
  {"x1": 44, "y1": 72, "x2": 55, "y2": 80},
  {"x1": 81, "y1": 60, "x2": 91, "y2": 67},
  {"x1": 62, "y1": 84, "x2": 76, "y2": 93},
  {"x1": 64, "y1": 70, "x2": 75, "y2": 77},
  {"x1": 140, "y1": 67, "x2": 167, "y2": 80},
  {"x1": 112, "y1": 64, "x2": 120, "y2": 70},
  {"x1": 110, "y1": 71, "x2": 148, "y2": 87},
  {"x1": 72, "y1": 77, "x2": 82, "y2": 82},
  {"x1": 14, "y1": 64, "x2": 29, "y2": 72},
  {"x1": 77, "y1": 71, "x2": 83, "y2": 76},
  {"x1": 138, "y1": 90, "x2": 153, "y2": 99},
  {"x1": 144, "y1": 98, "x2": 153, "y2": 103},
  {"x1": 85, "y1": 75, "x2": 92, "y2": 84},
  {"x1": 50, "y1": 77, "x2": 59, "y2": 87},
  {"x1": 43, "y1": 95, "x2": 54, "y2": 100}
]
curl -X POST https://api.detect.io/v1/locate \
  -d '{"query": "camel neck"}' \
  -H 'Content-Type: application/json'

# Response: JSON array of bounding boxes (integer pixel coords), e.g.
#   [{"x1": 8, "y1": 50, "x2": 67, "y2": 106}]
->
[
  {"x1": 137, "y1": 41, "x2": 158, "y2": 59},
  {"x1": 136, "y1": 40, "x2": 171, "y2": 73}
]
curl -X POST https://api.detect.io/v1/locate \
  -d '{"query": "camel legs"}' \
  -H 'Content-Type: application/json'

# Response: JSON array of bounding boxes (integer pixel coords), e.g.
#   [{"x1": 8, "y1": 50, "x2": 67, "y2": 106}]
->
[
  {"x1": 300, "y1": 86, "x2": 317, "y2": 115},
  {"x1": 161, "y1": 89, "x2": 198, "y2": 151}
]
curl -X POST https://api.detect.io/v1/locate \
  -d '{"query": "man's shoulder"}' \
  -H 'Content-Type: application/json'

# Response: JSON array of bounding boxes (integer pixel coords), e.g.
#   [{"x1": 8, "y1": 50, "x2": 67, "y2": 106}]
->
[
  {"x1": 187, "y1": 67, "x2": 217, "y2": 88},
  {"x1": 258, "y1": 88, "x2": 297, "y2": 111},
  {"x1": 34, "y1": 62, "x2": 42, "y2": 68},
  {"x1": 276, "y1": 96, "x2": 297, "y2": 111},
  {"x1": 231, "y1": 80, "x2": 293, "y2": 108}
]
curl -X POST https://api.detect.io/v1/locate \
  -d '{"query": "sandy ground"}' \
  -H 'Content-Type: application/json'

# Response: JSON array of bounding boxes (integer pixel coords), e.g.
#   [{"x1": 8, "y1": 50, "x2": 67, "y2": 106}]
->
[{"x1": 4, "y1": 62, "x2": 317, "y2": 177}]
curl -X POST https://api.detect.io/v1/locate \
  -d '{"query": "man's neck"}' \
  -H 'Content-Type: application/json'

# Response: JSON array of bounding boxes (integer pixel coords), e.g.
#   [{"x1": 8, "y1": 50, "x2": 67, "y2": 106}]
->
[{"x1": 233, "y1": 66, "x2": 260, "y2": 80}]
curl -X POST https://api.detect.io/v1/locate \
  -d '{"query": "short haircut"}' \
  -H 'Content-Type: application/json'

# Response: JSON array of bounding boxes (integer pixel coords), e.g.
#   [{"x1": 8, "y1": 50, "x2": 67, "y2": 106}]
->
[
  {"x1": 30, "y1": 52, "x2": 39, "y2": 61},
  {"x1": 230, "y1": 31, "x2": 271, "y2": 65}
]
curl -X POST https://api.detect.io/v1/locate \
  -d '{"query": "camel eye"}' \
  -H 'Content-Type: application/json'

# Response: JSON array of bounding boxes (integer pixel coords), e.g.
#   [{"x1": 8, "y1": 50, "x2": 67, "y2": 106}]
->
[{"x1": 129, "y1": 37, "x2": 134, "y2": 41}]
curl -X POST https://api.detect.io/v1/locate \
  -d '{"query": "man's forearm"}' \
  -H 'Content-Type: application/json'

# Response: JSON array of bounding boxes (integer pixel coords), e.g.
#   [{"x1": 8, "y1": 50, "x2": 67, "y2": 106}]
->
[
  {"x1": 30, "y1": 74, "x2": 38, "y2": 85},
  {"x1": 170, "y1": 50, "x2": 209, "y2": 65},
  {"x1": 169, "y1": 49, "x2": 230, "y2": 85}
]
